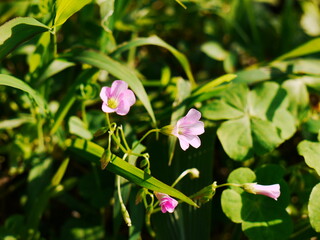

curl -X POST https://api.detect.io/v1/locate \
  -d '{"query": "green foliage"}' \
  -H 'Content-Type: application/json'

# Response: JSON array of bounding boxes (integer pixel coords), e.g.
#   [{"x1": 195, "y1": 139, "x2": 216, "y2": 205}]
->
[
  {"x1": 308, "y1": 183, "x2": 320, "y2": 232},
  {"x1": 67, "y1": 138, "x2": 197, "y2": 207},
  {"x1": 202, "y1": 82, "x2": 296, "y2": 160},
  {"x1": 298, "y1": 140, "x2": 320, "y2": 176},
  {"x1": 0, "y1": 74, "x2": 48, "y2": 113},
  {"x1": 221, "y1": 166, "x2": 292, "y2": 240},
  {"x1": 54, "y1": 0, "x2": 92, "y2": 27},
  {"x1": 1, "y1": 0, "x2": 320, "y2": 239},
  {"x1": 0, "y1": 17, "x2": 49, "y2": 59}
]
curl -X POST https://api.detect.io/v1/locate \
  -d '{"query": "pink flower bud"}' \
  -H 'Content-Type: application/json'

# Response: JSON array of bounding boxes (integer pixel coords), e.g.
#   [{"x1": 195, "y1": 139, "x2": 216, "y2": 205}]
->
[
  {"x1": 100, "y1": 80, "x2": 136, "y2": 115},
  {"x1": 154, "y1": 192, "x2": 178, "y2": 213},
  {"x1": 243, "y1": 183, "x2": 281, "y2": 200}
]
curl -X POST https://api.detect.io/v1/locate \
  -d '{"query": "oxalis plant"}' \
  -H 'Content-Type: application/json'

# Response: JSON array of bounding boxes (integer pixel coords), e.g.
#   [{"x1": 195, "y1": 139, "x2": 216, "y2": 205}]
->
[
  {"x1": 1, "y1": 0, "x2": 320, "y2": 240},
  {"x1": 76, "y1": 79, "x2": 281, "y2": 237}
]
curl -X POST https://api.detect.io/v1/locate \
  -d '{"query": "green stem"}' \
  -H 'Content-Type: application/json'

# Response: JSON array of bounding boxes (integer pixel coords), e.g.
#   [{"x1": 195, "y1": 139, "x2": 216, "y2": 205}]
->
[
  {"x1": 118, "y1": 126, "x2": 130, "y2": 151},
  {"x1": 132, "y1": 129, "x2": 160, "y2": 150},
  {"x1": 171, "y1": 169, "x2": 196, "y2": 187},
  {"x1": 105, "y1": 114, "x2": 127, "y2": 153},
  {"x1": 117, "y1": 175, "x2": 132, "y2": 227},
  {"x1": 215, "y1": 183, "x2": 242, "y2": 189},
  {"x1": 37, "y1": 114, "x2": 45, "y2": 152}
]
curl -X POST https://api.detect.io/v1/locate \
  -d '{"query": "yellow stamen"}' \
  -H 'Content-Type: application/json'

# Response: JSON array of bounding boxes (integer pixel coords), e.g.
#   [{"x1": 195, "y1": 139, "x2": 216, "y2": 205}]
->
[{"x1": 107, "y1": 98, "x2": 118, "y2": 109}]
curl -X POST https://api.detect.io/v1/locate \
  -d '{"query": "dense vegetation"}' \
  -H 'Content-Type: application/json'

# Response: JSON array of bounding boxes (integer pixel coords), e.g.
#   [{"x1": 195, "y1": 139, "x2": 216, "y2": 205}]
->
[{"x1": 1, "y1": 0, "x2": 320, "y2": 239}]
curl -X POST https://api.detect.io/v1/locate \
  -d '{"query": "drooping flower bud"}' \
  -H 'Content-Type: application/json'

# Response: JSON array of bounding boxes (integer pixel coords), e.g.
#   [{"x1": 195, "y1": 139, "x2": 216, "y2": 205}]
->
[
  {"x1": 243, "y1": 183, "x2": 280, "y2": 200},
  {"x1": 154, "y1": 192, "x2": 178, "y2": 213}
]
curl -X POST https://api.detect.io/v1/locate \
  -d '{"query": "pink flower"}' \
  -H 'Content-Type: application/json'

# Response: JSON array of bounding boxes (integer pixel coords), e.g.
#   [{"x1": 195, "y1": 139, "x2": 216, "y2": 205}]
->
[
  {"x1": 172, "y1": 108, "x2": 205, "y2": 151},
  {"x1": 100, "y1": 80, "x2": 136, "y2": 115},
  {"x1": 243, "y1": 183, "x2": 281, "y2": 200},
  {"x1": 154, "y1": 192, "x2": 178, "y2": 213}
]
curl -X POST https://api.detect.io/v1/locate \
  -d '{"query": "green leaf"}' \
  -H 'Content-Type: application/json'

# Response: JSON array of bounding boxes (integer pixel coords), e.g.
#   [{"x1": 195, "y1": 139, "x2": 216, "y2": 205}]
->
[
  {"x1": 282, "y1": 79, "x2": 309, "y2": 122},
  {"x1": 249, "y1": 82, "x2": 296, "y2": 140},
  {"x1": 0, "y1": 17, "x2": 49, "y2": 59},
  {"x1": 217, "y1": 116, "x2": 253, "y2": 160},
  {"x1": 221, "y1": 167, "x2": 292, "y2": 240},
  {"x1": 202, "y1": 99, "x2": 244, "y2": 120},
  {"x1": 227, "y1": 167, "x2": 256, "y2": 190},
  {"x1": 201, "y1": 41, "x2": 228, "y2": 61},
  {"x1": 66, "y1": 138, "x2": 197, "y2": 207},
  {"x1": 233, "y1": 67, "x2": 284, "y2": 84},
  {"x1": 275, "y1": 37, "x2": 320, "y2": 62},
  {"x1": 51, "y1": 158, "x2": 70, "y2": 186},
  {"x1": 68, "y1": 116, "x2": 93, "y2": 140},
  {"x1": 0, "y1": 116, "x2": 34, "y2": 129},
  {"x1": 0, "y1": 74, "x2": 47, "y2": 113},
  {"x1": 193, "y1": 73, "x2": 236, "y2": 95},
  {"x1": 65, "y1": 49, "x2": 156, "y2": 124},
  {"x1": 54, "y1": 0, "x2": 91, "y2": 27},
  {"x1": 224, "y1": 83, "x2": 249, "y2": 111},
  {"x1": 112, "y1": 35, "x2": 196, "y2": 87},
  {"x1": 249, "y1": 82, "x2": 287, "y2": 120},
  {"x1": 50, "y1": 68, "x2": 98, "y2": 135},
  {"x1": 298, "y1": 140, "x2": 320, "y2": 176},
  {"x1": 308, "y1": 183, "x2": 320, "y2": 232},
  {"x1": 38, "y1": 59, "x2": 75, "y2": 84},
  {"x1": 251, "y1": 117, "x2": 282, "y2": 155},
  {"x1": 209, "y1": 82, "x2": 295, "y2": 161}
]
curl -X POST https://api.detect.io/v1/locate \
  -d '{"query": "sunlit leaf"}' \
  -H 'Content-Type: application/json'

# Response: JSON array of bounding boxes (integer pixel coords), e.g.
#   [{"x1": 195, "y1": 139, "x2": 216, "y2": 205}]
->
[
  {"x1": 0, "y1": 17, "x2": 49, "y2": 59},
  {"x1": 308, "y1": 183, "x2": 320, "y2": 232},
  {"x1": 204, "y1": 82, "x2": 295, "y2": 161},
  {"x1": 201, "y1": 41, "x2": 228, "y2": 61},
  {"x1": 68, "y1": 116, "x2": 93, "y2": 140},
  {"x1": 221, "y1": 167, "x2": 292, "y2": 240},
  {"x1": 65, "y1": 49, "x2": 156, "y2": 124},
  {"x1": 0, "y1": 74, "x2": 47, "y2": 113},
  {"x1": 298, "y1": 140, "x2": 320, "y2": 176},
  {"x1": 193, "y1": 74, "x2": 236, "y2": 95},
  {"x1": 275, "y1": 38, "x2": 320, "y2": 62},
  {"x1": 54, "y1": 0, "x2": 91, "y2": 27},
  {"x1": 112, "y1": 35, "x2": 195, "y2": 87},
  {"x1": 66, "y1": 138, "x2": 198, "y2": 207}
]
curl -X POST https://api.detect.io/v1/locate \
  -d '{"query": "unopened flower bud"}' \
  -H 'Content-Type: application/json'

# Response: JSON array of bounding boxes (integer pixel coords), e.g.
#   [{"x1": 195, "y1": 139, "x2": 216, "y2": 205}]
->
[
  {"x1": 242, "y1": 183, "x2": 280, "y2": 200},
  {"x1": 189, "y1": 168, "x2": 200, "y2": 179}
]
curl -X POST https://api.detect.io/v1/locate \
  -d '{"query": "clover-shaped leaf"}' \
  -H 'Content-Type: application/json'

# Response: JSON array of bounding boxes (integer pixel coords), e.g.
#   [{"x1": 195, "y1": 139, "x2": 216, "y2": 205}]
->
[
  {"x1": 298, "y1": 140, "x2": 320, "y2": 176},
  {"x1": 308, "y1": 183, "x2": 320, "y2": 232},
  {"x1": 221, "y1": 166, "x2": 292, "y2": 240},
  {"x1": 202, "y1": 82, "x2": 296, "y2": 161}
]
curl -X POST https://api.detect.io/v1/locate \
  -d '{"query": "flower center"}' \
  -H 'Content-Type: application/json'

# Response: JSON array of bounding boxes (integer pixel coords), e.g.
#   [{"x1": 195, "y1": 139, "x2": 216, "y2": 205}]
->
[{"x1": 107, "y1": 98, "x2": 118, "y2": 109}]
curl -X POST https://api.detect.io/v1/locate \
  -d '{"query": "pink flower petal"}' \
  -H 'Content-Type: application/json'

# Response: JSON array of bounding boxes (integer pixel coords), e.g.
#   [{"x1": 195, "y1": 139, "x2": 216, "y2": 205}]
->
[
  {"x1": 185, "y1": 122, "x2": 205, "y2": 135},
  {"x1": 188, "y1": 135, "x2": 201, "y2": 148},
  {"x1": 177, "y1": 136, "x2": 190, "y2": 151},
  {"x1": 253, "y1": 183, "x2": 280, "y2": 200},
  {"x1": 172, "y1": 108, "x2": 204, "y2": 151},
  {"x1": 110, "y1": 80, "x2": 128, "y2": 98},
  {"x1": 244, "y1": 183, "x2": 281, "y2": 200},
  {"x1": 123, "y1": 89, "x2": 136, "y2": 106},
  {"x1": 100, "y1": 80, "x2": 136, "y2": 115},
  {"x1": 184, "y1": 108, "x2": 201, "y2": 122},
  {"x1": 116, "y1": 100, "x2": 130, "y2": 116},
  {"x1": 155, "y1": 192, "x2": 178, "y2": 213},
  {"x1": 99, "y1": 87, "x2": 109, "y2": 103},
  {"x1": 102, "y1": 103, "x2": 116, "y2": 113}
]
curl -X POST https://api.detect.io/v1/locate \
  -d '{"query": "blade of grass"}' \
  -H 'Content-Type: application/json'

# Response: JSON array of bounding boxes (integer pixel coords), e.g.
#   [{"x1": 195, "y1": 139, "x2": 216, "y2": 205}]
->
[{"x1": 66, "y1": 138, "x2": 198, "y2": 207}]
